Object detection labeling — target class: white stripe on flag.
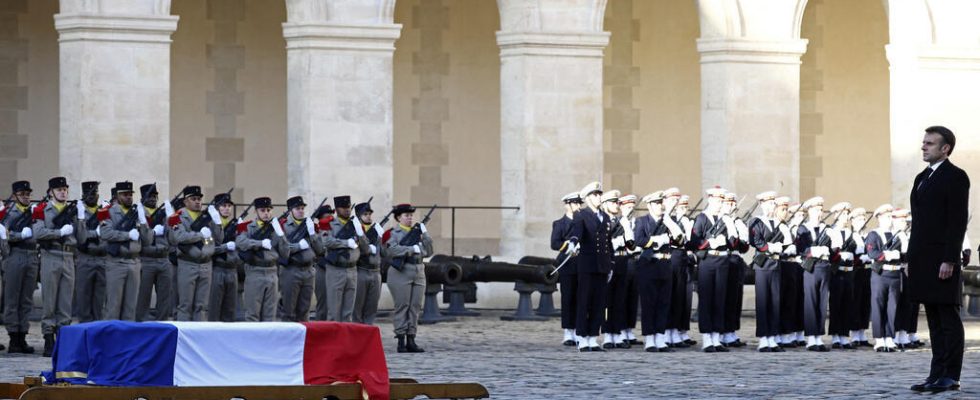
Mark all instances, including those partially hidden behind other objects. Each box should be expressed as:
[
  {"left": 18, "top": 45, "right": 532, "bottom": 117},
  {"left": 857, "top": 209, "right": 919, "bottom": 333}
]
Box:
[{"left": 165, "top": 322, "right": 306, "bottom": 386}]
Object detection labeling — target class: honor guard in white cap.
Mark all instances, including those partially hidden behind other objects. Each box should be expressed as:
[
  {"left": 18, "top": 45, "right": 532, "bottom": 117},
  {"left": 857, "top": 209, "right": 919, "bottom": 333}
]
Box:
[
  {"left": 632, "top": 191, "right": 676, "bottom": 351},
  {"left": 779, "top": 201, "right": 807, "bottom": 347},
  {"left": 827, "top": 202, "right": 857, "bottom": 350},
  {"left": 661, "top": 188, "right": 690, "bottom": 347},
  {"left": 673, "top": 194, "right": 698, "bottom": 346},
  {"left": 890, "top": 208, "right": 918, "bottom": 350},
  {"left": 866, "top": 204, "right": 899, "bottom": 351},
  {"left": 601, "top": 190, "right": 629, "bottom": 349},
  {"left": 849, "top": 207, "right": 874, "bottom": 347},
  {"left": 552, "top": 191, "right": 582, "bottom": 346},
  {"left": 616, "top": 194, "right": 641, "bottom": 346},
  {"left": 798, "top": 196, "right": 834, "bottom": 351},
  {"left": 721, "top": 192, "right": 750, "bottom": 348},
  {"left": 748, "top": 191, "right": 785, "bottom": 352},
  {"left": 569, "top": 182, "right": 614, "bottom": 352},
  {"left": 690, "top": 186, "right": 732, "bottom": 352}
]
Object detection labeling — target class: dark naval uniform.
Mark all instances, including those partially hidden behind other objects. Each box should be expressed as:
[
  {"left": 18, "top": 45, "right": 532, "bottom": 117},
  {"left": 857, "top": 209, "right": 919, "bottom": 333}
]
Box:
[
  {"left": 632, "top": 212, "right": 673, "bottom": 349},
  {"left": 828, "top": 224, "right": 857, "bottom": 348},
  {"left": 749, "top": 216, "right": 783, "bottom": 344},
  {"left": 551, "top": 214, "right": 577, "bottom": 338},
  {"left": 866, "top": 228, "right": 901, "bottom": 346},
  {"left": 569, "top": 206, "right": 613, "bottom": 349},
  {"left": 690, "top": 212, "right": 732, "bottom": 348},
  {"left": 797, "top": 221, "right": 834, "bottom": 348}
]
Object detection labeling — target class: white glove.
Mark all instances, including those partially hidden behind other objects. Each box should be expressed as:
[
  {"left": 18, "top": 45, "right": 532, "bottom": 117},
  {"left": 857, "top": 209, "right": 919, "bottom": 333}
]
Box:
[
  {"left": 840, "top": 252, "right": 854, "bottom": 262},
  {"left": 722, "top": 216, "right": 737, "bottom": 238},
  {"left": 95, "top": 225, "right": 101, "bottom": 237},
  {"left": 261, "top": 239, "right": 272, "bottom": 250},
  {"left": 570, "top": 242, "right": 580, "bottom": 255},
  {"left": 412, "top": 244, "right": 421, "bottom": 254},
  {"left": 128, "top": 228, "right": 139, "bottom": 241},
  {"left": 419, "top": 223, "right": 427, "bottom": 234},
  {"left": 137, "top": 203, "right": 148, "bottom": 225},
  {"left": 369, "top": 244, "right": 377, "bottom": 255},
  {"left": 271, "top": 219, "right": 284, "bottom": 237},
  {"left": 768, "top": 242, "right": 783, "bottom": 254},
  {"left": 860, "top": 255, "right": 872, "bottom": 264},
  {"left": 20, "top": 227, "right": 32, "bottom": 239},
  {"left": 611, "top": 236, "right": 626, "bottom": 249},
  {"left": 708, "top": 235, "right": 726, "bottom": 249},
  {"left": 735, "top": 220, "right": 749, "bottom": 242},
  {"left": 373, "top": 223, "right": 384, "bottom": 238},
  {"left": 305, "top": 218, "right": 315, "bottom": 236},
  {"left": 346, "top": 238, "right": 357, "bottom": 249},
  {"left": 298, "top": 238, "right": 310, "bottom": 250},
  {"left": 0, "top": 224, "right": 7, "bottom": 240},
  {"left": 884, "top": 250, "right": 900, "bottom": 261},
  {"left": 153, "top": 225, "right": 165, "bottom": 236},
  {"left": 225, "top": 241, "right": 236, "bottom": 251},
  {"left": 207, "top": 205, "right": 221, "bottom": 224},
  {"left": 783, "top": 244, "right": 797, "bottom": 256},
  {"left": 164, "top": 201, "right": 175, "bottom": 217},
  {"left": 900, "top": 240, "right": 909, "bottom": 254},
  {"left": 77, "top": 204, "right": 86, "bottom": 220},
  {"left": 810, "top": 246, "right": 829, "bottom": 258},
  {"left": 352, "top": 216, "right": 365, "bottom": 237},
  {"left": 59, "top": 224, "right": 74, "bottom": 237},
  {"left": 830, "top": 230, "right": 843, "bottom": 250},
  {"left": 652, "top": 233, "right": 669, "bottom": 248},
  {"left": 200, "top": 226, "right": 212, "bottom": 239}
]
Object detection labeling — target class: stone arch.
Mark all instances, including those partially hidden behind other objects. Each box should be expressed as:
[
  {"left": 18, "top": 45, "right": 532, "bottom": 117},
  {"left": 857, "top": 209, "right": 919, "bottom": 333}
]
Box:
[
  {"left": 496, "top": 0, "right": 608, "bottom": 33},
  {"left": 284, "top": 0, "right": 396, "bottom": 24}
]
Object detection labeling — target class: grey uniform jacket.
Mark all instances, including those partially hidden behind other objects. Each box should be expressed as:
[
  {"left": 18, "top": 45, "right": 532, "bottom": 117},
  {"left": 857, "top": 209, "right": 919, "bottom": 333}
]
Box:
[
  {"left": 235, "top": 220, "right": 288, "bottom": 267},
  {"left": 281, "top": 217, "right": 324, "bottom": 266},
  {"left": 78, "top": 205, "right": 107, "bottom": 256},
  {"left": 358, "top": 223, "right": 386, "bottom": 270},
  {"left": 32, "top": 201, "right": 81, "bottom": 251},
  {"left": 213, "top": 218, "right": 244, "bottom": 269},
  {"left": 169, "top": 210, "right": 221, "bottom": 263},
  {"left": 383, "top": 225, "right": 433, "bottom": 266},
  {"left": 101, "top": 204, "right": 151, "bottom": 258},
  {"left": 320, "top": 217, "right": 366, "bottom": 267}
]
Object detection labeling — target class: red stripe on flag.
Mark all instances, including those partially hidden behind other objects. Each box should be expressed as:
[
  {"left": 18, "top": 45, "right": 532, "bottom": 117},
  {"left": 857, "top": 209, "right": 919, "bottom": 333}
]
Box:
[{"left": 301, "top": 322, "right": 389, "bottom": 400}]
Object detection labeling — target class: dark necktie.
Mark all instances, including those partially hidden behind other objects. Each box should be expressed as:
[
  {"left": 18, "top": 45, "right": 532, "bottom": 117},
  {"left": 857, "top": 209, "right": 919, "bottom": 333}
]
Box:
[{"left": 917, "top": 166, "right": 933, "bottom": 191}]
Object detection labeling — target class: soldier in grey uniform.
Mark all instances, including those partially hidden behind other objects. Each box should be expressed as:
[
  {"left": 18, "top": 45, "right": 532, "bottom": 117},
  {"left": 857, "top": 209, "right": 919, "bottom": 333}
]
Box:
[
  {"left": 74, "top": 181, "right": 107, "bottom": 323},
  {"left": 320, "top": 196, "right": 364, "bottom": 322},
  {"left": 236, "top": 197, "right": 288, "bottom": 321},
  {"left": 2, "top": 180, "right": 37, "bottom": 353},
  {"left": 312, "top": 204, "right": 334, "bottom": 320},
  {"left": 169, "top": 186, "right": 222, "bottom": 321},
  {"left": 353, "top": 201, "right": 385, "bottom": 324},
  {"left": 384, "top": 203, "right": 433, "bottom": 353},
  {"left": 33, "top": 177, "right": 81, "bottom": 356},
  {"left": 279, "top": 196, "right": 323, "bottom": 322},
  {"left": 100, "top": 181, "right": 150, "bottom": 321},
  {"left": 209, "top": 192, "right": 242, "bottom": 322},
  {"left": 136, "top": 183, "right": 174, "bottom": 321}
]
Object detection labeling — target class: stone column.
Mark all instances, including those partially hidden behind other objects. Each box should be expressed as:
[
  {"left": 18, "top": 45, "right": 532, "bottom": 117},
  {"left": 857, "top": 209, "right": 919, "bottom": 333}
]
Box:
[
  {"left": 56, "top": 0, "right": 178, "bottom": 191},
  {"left": 885, "top": 0, "right": 980, "bottom": 223},
  {"left": 282, "top": 0, "right": 401, "bottom": 207},
  {"left": 496, "top": 0, "right": 610, "bottom": 259},
  {"left": 696, "top": 0, "right": 808, "bottom": 199}
]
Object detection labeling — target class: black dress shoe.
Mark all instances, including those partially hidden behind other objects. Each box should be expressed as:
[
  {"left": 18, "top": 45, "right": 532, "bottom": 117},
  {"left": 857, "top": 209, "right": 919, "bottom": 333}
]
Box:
[
  {"left": 795, "top": 340, "right": 807, "bottom": 347},
  {"left": 913, "top": 339, "right": 926, "bottom": 347},
  {"left": 780, "top": 342, "right": 796, "bottom": 349},
  {"left": 703, "top": 346, "right": 716, "bottom": 353},
  {"left": 885, "top": 347, "right": 896, "bottom": 353},
  {"left": 911, "top": 379, "right": 936, "bottom": 392},
  {"left": 875, "top": 347, "right": 885, "bottom": 353},
  {"left": 896, "top": 343, "right": 906, "bottom": 350},
  {"left": 714, "top": 345, "right": 729, "bottom": 352},
  {"left": 842, "top": 343, "right": 855, "bottom": 350},
  {"left": 673, "top": 342, "right": 690, "bottom": 349},
  {"left": 730, "top": 339, "right": 746, "bottom": 348},
  {"left": 806, "top": 345, "right": 820, "bottom": 352},
  {"left": 616, "top": 342, "right": 631, "bottom": 349},
  {"left": 684, "top": 339, "right": 697, "bottom": 346},
  {"left": 860, "top": 340, "right": 873, "bottom": 347},
  {"left": 591, "top": 346, "right": 605, "bottom": 352},
  {"left": 629, "top": 339, "right": 642, "bottom": 345},
  {"left": 831, "top": 343, "right": 842, "bottom": 349},
  {"left": 602, "top": 342, "right": 615, "bottom": 349},
  {"left": 579, "top": 347, "right": 591, "bottom": 352},
  {"left": 645, "top": 347, "right": 658, "bottom": 353},
  {"left": 563, "top": 340, "right": 576, "bottom": 346},
  {"left": 658, "top": 347, "right": 673, "bottom": 353},
  {"left": 925, "top": 377, "right": 959, "bottom": 393},
  {"left": 771, "top": 346, "right": 786, "bottom": 353},
  {"left": 818, "top": 345, "right": 829, "bottom": 352},
  {"left": 758, "top": 347, "right": 772, "bottom": 353}
]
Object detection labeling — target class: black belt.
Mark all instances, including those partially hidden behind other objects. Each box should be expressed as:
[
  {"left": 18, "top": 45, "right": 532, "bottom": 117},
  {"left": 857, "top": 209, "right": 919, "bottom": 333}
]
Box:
[
  {"left": 246, "top": 260, "right": 277, "bottom": 268},
  {"left": 10, "top": 241, "right": 37, "bottom": 251},
  {"left": 39, "top": 242, "right": 75, "bottom": 252},
  {"left": 177, "top": 255, "right": 210, "bottom": 264}
]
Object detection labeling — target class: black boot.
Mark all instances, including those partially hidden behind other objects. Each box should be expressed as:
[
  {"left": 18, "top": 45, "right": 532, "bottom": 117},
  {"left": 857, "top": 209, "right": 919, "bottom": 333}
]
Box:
[
  {"left": 43, "top": 334, "right": 55, "bottom": 357},
  {"left": 9, "top": 332, "right": 34, "bottom": 354},
  {"left": 396, "top": 335, "right": 407, "bottom": 353},
  {"left": 405, "top": 335, "right": 425, "bottom": 353}
]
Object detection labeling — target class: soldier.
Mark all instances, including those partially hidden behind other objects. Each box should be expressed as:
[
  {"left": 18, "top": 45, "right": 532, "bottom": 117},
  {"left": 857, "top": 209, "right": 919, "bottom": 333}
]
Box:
[
  {"left": 208, "top": 192, "right": 242, "bottom": 322},
  {"left": 866, "top": 204, "right": 899, "bottom": 352},
  {"left": 673, "top": 195, "right": 698, "bottom": 347},
  {"left": 169, "top": 186, "right": 222, "bottom": 321},
  {"left": 384, "top": 203, "right": 433, "bottom": 353},
  {"left": 279, "top": 196, "right": 323, "bottom": 322},
  {"left": 779, "top": 202, "right": 807, "bottom": 347},
  {"left": 661, "top": 189, "right": 686, "bottom": 348},
  {"left": 602, "top": 190, "right": 629, "bottom": 349},
  {"left": 74, "top": 181, "right": 107, "bottom": 323},
  {"left": 320, "top": 196, "right": 364, "bottom": 322},
  {"left": 236, "top": 197, "right": 288, "bottom": 321},
  {"left": 353, "top": 200, "right": 384, "bottom": 324},
  {"left": 33, "top": 177, "right": 81, "bottom": 356},
  {"left": 2, "top": 180, "right": 36, "bottom": 353},
  {"left": 136, "top": 183, "right": 174, "bottom": 322},
  {"left": 633, "top": 191, "right": 676, "bottom": 352},
  {"left": 828, "top": 202, "right": 857, "bottom": 350},
  {"left": 569, "top": 182, "right": 613, "bottom": 352},
  {"left": 849, "top": 207, "right": 874, "bottom": 347},
  {"left": 797, "top": 196, "right": 839, "bottom": 351},
  {"left": 100, "top": 181, "right": 150, "bottom": 321},
  {"left": 313, "top": 204, "right": 335, "bottom": 320},
  {"left": 748, "top": 191, "right": 785, "bottom": 352},
  {"left": 690, "top": 187, "right": 731, "bottom": 352},
  {"left": 617, "top": 194, "right": 641, "bottom": 346},
  {"left": 721, "top": 192, "right": 750, "bottom": 348},
  {"left": 551, "top": 192, "right": 581, "bottom": 346},
  {"left": 891, "top": 208, "right": 916, "bottom": 350}
]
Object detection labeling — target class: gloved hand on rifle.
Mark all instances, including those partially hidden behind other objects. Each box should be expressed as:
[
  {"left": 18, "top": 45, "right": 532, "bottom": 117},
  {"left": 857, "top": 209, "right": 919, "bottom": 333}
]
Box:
[
  {"left": 128, "top": 229, "right": 140, "bottom": 241},
  {"left": 860, "top": 254, "right": 872, "bottom": 264},
  {"left": 20, "top": 227, "right": 32, "bottom": 239},
  {"left": 305, "top": 218, "right": 315, "bottom": 236},
  {"left": 369, "top": 244, "right": 377, "bottom": 255},
  {"left": 412, "top": 245, "right": 421, "bottom": 254},
  {"left": 59, "top": 224, "right": 74, "bottom": 237},
  {"left": 708, "top": 235, "right": 726, "bottom": 249},
  {"left": 76, "top": 204, "right": 86, "bottom": 220},
  {"left": 137, "top": 203, "right": 148, "bottom": 225},
  {"left": 346, "top": 238, "right": 358, "bottom": 249},
  {"left": 767, "top": 242, "right": 783, "bottom": 255},
  {"left": 207, "top": 205, "right": 221, "bottom": 225},
  {"left": 299, "top": 239, "right": 310, "bottom": 250},
  {"left": 782, "top": 244, "right": 797, "bottom": 256},
  {"left": 261, "top": 239, "right": 272, "bottom": 250},
  {"left": 419, "top": 223, "right": 427, "bottom": 234},
  {"left": 225, "top": 241, "right": 236, "bottom": 251},
  {"left": 0, "top": 224, "right": 7, "bottom": 240},
  {"left": 884, "top": 250, "right": 901, "bottom": 262},
  {"left": 153, "top": 225, "right": 165, "bottom": 236},
  {"left": 200, "top": 227, "right": 212, "bottom": 239}
]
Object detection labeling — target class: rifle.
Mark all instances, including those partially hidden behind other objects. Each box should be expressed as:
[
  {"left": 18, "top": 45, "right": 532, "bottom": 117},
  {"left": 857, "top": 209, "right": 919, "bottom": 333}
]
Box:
[
  {"left": 50, "top": 200, "right": 79, "bottom": 229},
  {"left": 188, "top": 187, "right": 233, "bottom": 232},
  {"left": 105, "top": 205, "right": 139, "bottom": 257},
  {"left": 280, "top": 197, "right": 329, "bottom": 263},
  {"left": 321, "top": 198, "right": 370, "bottom": 265},
  {"left": 367, "top": 209, "right": 394, "bottom": 243},
  {"left": 740, "top": 199, "right": 761, "bottom": 220},
  {"left": 389, "top": 205, "right": 437, "bottom": 271},
  {"left": 685, "top": 197, "right": 703, "bottom": 218}
]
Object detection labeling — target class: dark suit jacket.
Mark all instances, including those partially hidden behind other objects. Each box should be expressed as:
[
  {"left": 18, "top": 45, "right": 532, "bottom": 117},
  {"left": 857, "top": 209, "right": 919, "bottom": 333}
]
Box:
[
  {"left": 569, "top": 207, "right": 613, "bottom": 275},
  {"left": 908, "top": 159, "right": 970, "bottom": 305},
  {"left": 551, "top": 216, "right": 577, "bottom": 275}
]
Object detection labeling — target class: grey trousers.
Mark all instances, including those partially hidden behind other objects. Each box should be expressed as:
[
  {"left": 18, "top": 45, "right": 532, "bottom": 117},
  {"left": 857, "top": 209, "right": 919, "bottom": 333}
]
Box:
[
  {"left": 40, "top": 249, "right": 74, "bottom": 334},
  {"left": 175, "top": 259, "right": 211, "bottom": 321},
  {"left": 74, "top": 253, "right": 106, "bottom": 322},
  {"left": 314, "top": 266, "right": 327, "bottom": 320},
  {"left": 280, "top": 264, "right": 314, "bottom": 322},
  {"left": 104, "top": 257, "right": 141, "bottom": 321},
  {"left": 3, "top": 249, "right": 38, "bottom": 333},
  {"left": 136, "top": 257, "right": 173, "bottom": 322},
  {"left": 243, "top": 265, "right": 278, "bottom": 322},
  {"left": 388, "top": 263, "right": 425, "bottom": 336},
  {"left": 208, "top": 266, "right": 238, "bottom": 322},
  {"left": 353, "top": 268, "right": 382, "bottom": 325},
  {"left": 325, "top": 264, "right": 357, "bottom": 322}
]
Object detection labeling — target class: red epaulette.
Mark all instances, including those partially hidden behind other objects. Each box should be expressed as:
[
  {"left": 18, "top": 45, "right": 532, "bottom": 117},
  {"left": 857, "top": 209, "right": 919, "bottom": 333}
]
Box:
[
  {"left": 32, "top": 203, "right": 47, "bottom": 221},
  {"left": 96, "top": 207, "right": 111, "bottom": 222},
  {"left": 0, "top": 208, "right": 7, "bottom": 222},
  {"left": 236, "top": 220, "right": 251, "bottom": 234},
  {"left": 382, "top": 228, "right": 393, "bottom": 245},
  {"left": 318, "top": 215, "right": 334, "bottom": 232},
  {"left": 167, "top": 209, "right": 183, "bottom": 227}
]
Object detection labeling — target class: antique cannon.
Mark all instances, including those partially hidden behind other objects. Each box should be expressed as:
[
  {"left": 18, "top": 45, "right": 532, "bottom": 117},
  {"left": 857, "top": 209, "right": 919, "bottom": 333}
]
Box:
[
  {"left": 428, "top": 255, "right": 557, "bottom": 321},
  {"left": 518, "top": 256, "right": 562, "bottom": 317},
  {"left": 964, "top": 265, "right": 980, "bottom": 316},
  {"left": 384, "top": 261, "right": 463, "bottom": 324}
]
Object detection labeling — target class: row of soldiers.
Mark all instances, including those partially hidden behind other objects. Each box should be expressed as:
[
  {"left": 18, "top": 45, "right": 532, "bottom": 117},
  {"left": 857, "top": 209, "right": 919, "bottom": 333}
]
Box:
[
  {"left": 1, "top": 178, "right": 434, "bottom": 356},
  {"left": 553, "top": 182, "right": 969, "bottom": 353}
]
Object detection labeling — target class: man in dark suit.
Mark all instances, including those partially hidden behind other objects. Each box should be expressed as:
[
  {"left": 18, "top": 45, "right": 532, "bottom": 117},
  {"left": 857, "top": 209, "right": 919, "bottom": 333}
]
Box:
[
  {"left": 569, "top": 182, "right": 614, "bottom": 352},
  {"left": 907, "top": 126, "right": 969, "bottom": 393}
]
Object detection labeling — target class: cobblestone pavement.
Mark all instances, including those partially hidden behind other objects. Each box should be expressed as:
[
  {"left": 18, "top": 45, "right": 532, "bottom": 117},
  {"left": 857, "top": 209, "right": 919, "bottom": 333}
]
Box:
[{"left": 2, "top": 312, "right": 979, "bottom": 399}]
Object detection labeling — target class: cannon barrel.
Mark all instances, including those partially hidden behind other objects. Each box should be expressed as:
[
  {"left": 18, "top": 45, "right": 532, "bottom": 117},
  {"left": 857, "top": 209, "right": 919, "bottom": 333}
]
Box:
[
  {"left": 424, "top": 262, "right": 463, "bottom": 285},
  {"left": 429, "top": 254, "right": 558, "bottom": 285},
  {"left": 965, "top": 266, "right": 980, "bottom": 287},
  {"left": 518, "top": 256, "right": 556, "bottom": 266}
]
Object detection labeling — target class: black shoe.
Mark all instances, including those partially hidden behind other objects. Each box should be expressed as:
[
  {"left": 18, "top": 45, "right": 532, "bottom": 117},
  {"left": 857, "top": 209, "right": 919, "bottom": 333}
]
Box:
[
  {"left": 860, "top": 340, "right": 873, "bottom": 348},
  {"left": 602, "top": 342, "right": 615, "bottom": 349},
  {"left": 875, "top": 347, "right": 885, "bottom": 353},
  {"left": 673, "top": 341, "right": 690, "bottom": 349},
  {"left": 842, "top": 343, "right": 855, "bottom": 350},
  {"left": 896, "top": 343, "right": 906, "bottom": 351},
  {"left": 730, "top": 339, "right": 746, "bottom": 348},
  {"left": 781, "top": 342, "right": 796, "bottom": 349},
  {"left": 658, "top": 347, "right": 673, "bottom": 353},
  {"left": 563, "top": 339, "right": 576, "bottom": 346},
  {"left": 771, "top": 346, "right": 786, "bottom": 353},
  {"left": 758, "top": 347, "right": 772, "bottom": 353},
  {"left": 590, "top": 346, "right": 604, "bottom": 352},
  {"left": 702, "top": 346, "right": 716, "bottom": 353},
  {"left": 831, "top": 343, "right": 842, "bottom": 349},
  {"left": 912, "top": 339, "right": 926, "bottom": 347},
  {"left": 579, "top": 346, "right": 591, "bottom": 352},
  {"left": 395, "top": 335, "right": 407, "bottom": 353},
  {"left": 684, "top": 339, "right": 697, "bottom": 346},
  {"left": 714, "top": 345, "right": 729, "bottom": 352},
  {"left": 886, "top": 347, "right": 896, "bottom": 353},
  {"left": 806, "top": 345, "right": 820, "bottom": 352},
  {"left": 42, "top": 334, "right": 54, "bottom": 357},
  {"left": 795, "top": 340, "right": 807, "bottom": 347},
  {"left": 645, "top": 347, "right": 658, "bottom": 352},
  {"left": 818, "top": 345, "right": 829, "bottom": 352},
  {"left": 616, "top": 342, "right": 631, "bottom": 349},
  {"left": 924, "top": 377, "right": 959, "bottom": 393},
  {"left": 911, "top": 379, "right": 937, "bottom": 392},
  {"left": 405, "top": 334, "right": 425, "bottom": 353},
  {"left": 8, "top": 333, "right": 34, "bottom": 354},
  {"left": 629, "top": 339, "right": 642, "bottom": 345}
]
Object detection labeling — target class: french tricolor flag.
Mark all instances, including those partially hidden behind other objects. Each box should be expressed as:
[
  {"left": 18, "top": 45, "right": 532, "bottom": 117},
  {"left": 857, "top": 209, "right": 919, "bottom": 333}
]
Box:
[{"left": 44, "top": 321, "right": 390, "bottom": 399}]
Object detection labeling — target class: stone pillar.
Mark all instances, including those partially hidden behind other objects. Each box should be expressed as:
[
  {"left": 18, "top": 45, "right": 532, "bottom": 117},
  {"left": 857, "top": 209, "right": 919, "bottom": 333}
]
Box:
[
  {"left": 696, "top": 0, "right": 808, "bottom": 199},
  {"left": 496, "top": 0, "right": 610, "bottom": 259},
  {"left": 282, "top": 0, "right": 401, "bottom": 207},
  {"left": 885, "top": 0, "right": 980, "bottom": 229},
  {"left": 56, "top": 0, "right": 178, "bottom": 191}
]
